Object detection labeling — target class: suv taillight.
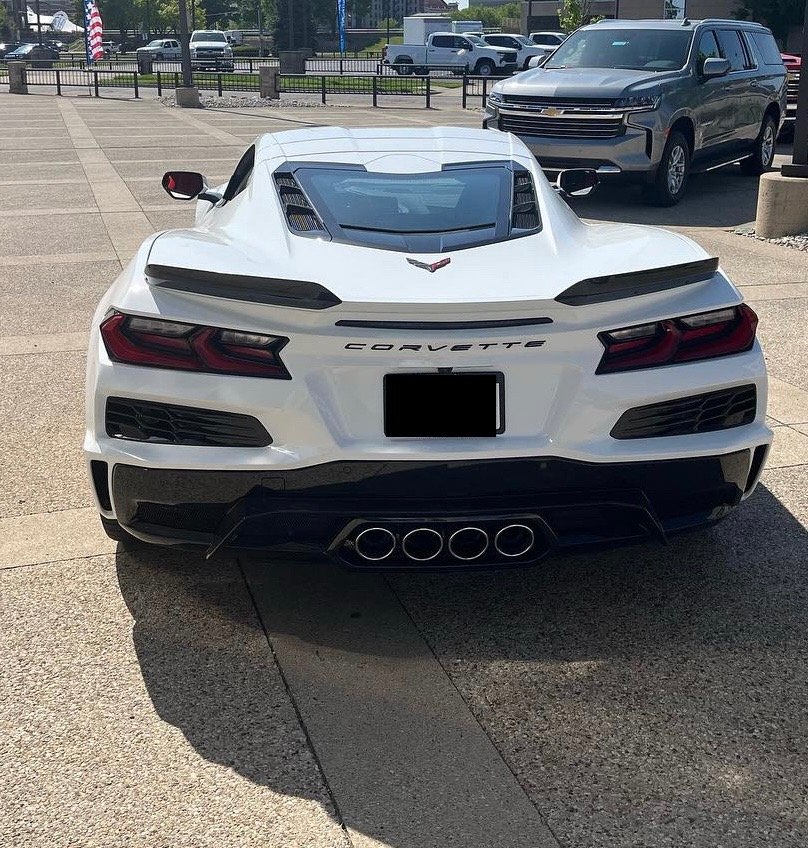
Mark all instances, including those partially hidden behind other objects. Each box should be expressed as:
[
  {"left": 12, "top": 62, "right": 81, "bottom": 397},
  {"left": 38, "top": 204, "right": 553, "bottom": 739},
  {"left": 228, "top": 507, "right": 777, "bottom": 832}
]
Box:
[
  {"left": 100, "top": 312, "right": 291, "bottom": 379},
  {"left": 597, "top": 304, "right": 757, "bottom": 374}
]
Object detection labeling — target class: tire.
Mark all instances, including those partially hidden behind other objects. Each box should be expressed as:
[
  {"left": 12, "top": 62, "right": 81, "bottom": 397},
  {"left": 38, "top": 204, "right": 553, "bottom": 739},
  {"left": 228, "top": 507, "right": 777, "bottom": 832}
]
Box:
[
  {"left": 645, "top": 130, "right": 690, "bottom": 206},
  {"left": 395, "top": 58, "right": 413, "bottom": 76},
  {"left": 740, "top": 114, "right": 777, "bottom": 176},
  {"left": 475, "top": 59, "right": 495, "bottom": 77},
  {"left": 413, "top": 66, "right": 428, "bottom": 76}
]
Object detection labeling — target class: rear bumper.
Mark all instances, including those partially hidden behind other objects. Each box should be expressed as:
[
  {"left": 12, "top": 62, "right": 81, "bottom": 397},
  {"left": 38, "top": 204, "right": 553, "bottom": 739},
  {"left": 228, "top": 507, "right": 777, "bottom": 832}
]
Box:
[{"left": 106, "top": 450, "right": 765, "bottom": 568}]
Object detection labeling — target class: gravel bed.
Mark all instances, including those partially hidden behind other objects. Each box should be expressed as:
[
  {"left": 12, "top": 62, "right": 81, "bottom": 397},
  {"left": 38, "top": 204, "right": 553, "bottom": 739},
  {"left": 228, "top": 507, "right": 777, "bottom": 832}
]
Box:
[
  {"left": 736, "top": 225, "right": 808, "bottom": 251},
  {"left": 157, "top": 94, "right": 345, "bottom": 108}
]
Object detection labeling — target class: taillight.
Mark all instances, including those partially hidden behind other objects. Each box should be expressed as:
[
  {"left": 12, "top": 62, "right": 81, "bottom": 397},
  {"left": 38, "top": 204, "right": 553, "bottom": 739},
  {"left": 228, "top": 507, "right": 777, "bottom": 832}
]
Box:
[
  {"left": 100, "top": 312, "right": 291, "bottom": 379},
  {"left": 597, "top": 304, "right": 757, "bottom": 374}
]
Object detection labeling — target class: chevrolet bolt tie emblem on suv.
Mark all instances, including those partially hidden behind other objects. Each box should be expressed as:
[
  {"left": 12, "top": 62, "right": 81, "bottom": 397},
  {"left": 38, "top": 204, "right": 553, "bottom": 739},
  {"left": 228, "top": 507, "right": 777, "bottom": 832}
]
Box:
[{"left": 407, "top": 257, "right": 451, "bottom": 273}]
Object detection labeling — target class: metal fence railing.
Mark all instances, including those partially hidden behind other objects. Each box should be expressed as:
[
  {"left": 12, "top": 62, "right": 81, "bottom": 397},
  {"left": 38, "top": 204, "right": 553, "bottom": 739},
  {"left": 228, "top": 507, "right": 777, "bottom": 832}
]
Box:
[
  {"left": 461, "top": 75, "right": 493, "bottom": 108},
  {"left": 279, "top": 73, "right": 432, "bottom": 107},
  {"left": 3, "top": 64, "right": 493, "bottom": 109}
]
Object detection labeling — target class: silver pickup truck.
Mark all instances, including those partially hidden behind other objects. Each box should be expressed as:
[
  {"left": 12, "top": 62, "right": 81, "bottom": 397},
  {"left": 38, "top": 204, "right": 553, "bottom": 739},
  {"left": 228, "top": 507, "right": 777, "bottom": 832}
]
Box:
[{"left": 484, "top": 19, "right": 787, "bottom": 204}]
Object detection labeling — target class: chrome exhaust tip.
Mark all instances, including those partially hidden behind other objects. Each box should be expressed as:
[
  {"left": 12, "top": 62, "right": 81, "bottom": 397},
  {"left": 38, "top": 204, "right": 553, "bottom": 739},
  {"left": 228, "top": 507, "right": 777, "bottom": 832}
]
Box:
[
  {"left": 448, "top": 526, "right": 489, "bottom": 561},
  {"left": 494, "top": 524, "right": 535, "bottom": 558},
  {"left": 402, "top": 527, "right": 443, "bottom": 562},
  {"left": 354, "top": 527, "right": 396, "bottom": 561}
]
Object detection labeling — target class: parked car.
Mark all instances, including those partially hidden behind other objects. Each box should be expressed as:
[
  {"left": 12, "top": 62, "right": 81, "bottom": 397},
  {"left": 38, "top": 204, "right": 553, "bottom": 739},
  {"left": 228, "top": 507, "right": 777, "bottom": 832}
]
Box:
[
  {"left": 190, "top": 30, "right": 234, "bottom": 71},
  {"left": 385, "top": 32, "right": 517, "bottom": 77},
  {"left": 136, "top": 39, "right": 181, "bottom": 61},
  {"left": 484, "top": 19, "right": 787, "bottom": 205},
  {"left": 4, "top": 43, "right": 60, "bottom": 68},
  {"left": 482, "top": 33, "right": 548, "bottom": 70},
  {"left": 86, "top": 127, "right": 769, "bottom": 567},
  {"left": 529, "top": 31, "right": 566, "bottom": 51},
  {"left": 781, "top": 52, "right": 801, "bottom": 138},
  {"left": 0, "top": 42, "right": 24, "bottom": 59}
]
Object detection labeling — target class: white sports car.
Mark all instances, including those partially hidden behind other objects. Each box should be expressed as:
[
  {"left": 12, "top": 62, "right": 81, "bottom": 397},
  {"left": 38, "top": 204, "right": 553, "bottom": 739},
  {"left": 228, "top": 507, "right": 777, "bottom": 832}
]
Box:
[{"left": 85, "top": 127, "right": 771, "bottom": 568}]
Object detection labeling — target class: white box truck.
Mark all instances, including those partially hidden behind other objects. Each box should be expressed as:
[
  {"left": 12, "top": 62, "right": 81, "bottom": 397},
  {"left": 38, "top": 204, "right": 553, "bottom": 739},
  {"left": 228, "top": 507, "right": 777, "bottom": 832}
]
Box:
[
  {"left": 451, "top": 21, "right": 483, "bottom": 34},
  {"left": 402, "top": 15, "right": 452, "bottom": 45}
]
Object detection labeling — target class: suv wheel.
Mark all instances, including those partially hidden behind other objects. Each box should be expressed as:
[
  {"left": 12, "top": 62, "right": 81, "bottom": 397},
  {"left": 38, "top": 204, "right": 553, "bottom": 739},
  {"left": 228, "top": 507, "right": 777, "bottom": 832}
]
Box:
[
  {"left": 645, "top": 130, "right": 690, "bottom": 206},
  {"left": 740, "top": 115, "right": 777, "bottom": 176},
  {"left": 475, "top": 59, "right": 495, "bottom": 77}
]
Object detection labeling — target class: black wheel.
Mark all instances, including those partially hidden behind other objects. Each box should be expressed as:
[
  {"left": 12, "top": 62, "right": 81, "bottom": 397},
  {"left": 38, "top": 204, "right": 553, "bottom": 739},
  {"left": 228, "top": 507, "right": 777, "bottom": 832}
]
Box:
[
  {"left": 740, "top": 114, "right": 777, "bottom": 176},
  {"left": 100, "top": 515, "right": 143, "bottom": 548},
  {"left": 395, "top": 59, "right": 413, "bottom": 76},
  {"left": 475, "top": 59, "right": 495, "bottom": 77},
  {"left": 645, "top": 129, "right": 690, "bottom": 206},
  {"left": 413, "top": 66, "right": 428, "bottom": 76}
]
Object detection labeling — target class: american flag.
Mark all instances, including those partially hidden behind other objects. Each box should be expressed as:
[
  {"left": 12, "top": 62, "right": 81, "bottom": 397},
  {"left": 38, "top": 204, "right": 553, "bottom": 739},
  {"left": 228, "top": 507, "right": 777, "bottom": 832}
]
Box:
[{"left": 84, "top": 0, "right": 104, "bottom": 63}]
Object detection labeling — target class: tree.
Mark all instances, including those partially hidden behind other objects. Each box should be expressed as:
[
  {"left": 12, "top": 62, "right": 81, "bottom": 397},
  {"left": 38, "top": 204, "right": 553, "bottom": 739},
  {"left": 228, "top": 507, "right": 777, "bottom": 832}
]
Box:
[
  {"left": 273, "top": 0, "right": 316, "bottom": 50},
  {"left": 735, "top": 0, "right": 804, "bottom": 44},
  {"left": 557, "top": 0, "right": 602, "bottom": 33}
]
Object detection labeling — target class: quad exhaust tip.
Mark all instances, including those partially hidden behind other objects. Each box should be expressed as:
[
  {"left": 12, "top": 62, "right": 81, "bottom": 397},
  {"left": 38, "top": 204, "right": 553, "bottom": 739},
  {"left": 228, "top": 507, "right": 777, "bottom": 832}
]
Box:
[
  {"left": 354, "top": 526, "right": 396, "bottom": 561},
  {"left": 448, "top": 526, "right": 489, "bottom": 561},
  {"left": 494, "top": 524, "right": 535, "bottom": 558},
  {"left": 402, "top": 527, "right": 443, "bottom": 561}
]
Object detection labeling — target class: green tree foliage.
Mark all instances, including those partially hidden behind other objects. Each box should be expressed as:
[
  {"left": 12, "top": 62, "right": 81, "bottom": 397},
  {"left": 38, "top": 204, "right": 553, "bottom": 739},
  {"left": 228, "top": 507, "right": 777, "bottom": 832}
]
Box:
[
  {"left": 735, "top": 0, "right": 803, "bottom": 44},
  {"left": 274, "top": 0, "right": 316, "bottom": 49},
  {"left": 557, "top": 0, "right": 601, "bottom": 33},
  {"left": 0, "top": 2, "right": 9, "bottom": 38}
]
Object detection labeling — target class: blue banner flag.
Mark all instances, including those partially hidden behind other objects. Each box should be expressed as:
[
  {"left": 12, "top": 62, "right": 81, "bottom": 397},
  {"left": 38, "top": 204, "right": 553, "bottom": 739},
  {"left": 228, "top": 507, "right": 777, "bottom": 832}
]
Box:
[{"left": 337, "top": 0, "right": 346, "bottom": 55}]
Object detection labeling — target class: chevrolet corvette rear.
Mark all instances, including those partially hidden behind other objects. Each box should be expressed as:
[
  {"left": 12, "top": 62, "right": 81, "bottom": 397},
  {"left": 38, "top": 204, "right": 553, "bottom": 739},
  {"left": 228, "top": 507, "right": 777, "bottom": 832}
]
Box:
[{"left": 85, "top": 127, "right": 771, "bottom": 569}]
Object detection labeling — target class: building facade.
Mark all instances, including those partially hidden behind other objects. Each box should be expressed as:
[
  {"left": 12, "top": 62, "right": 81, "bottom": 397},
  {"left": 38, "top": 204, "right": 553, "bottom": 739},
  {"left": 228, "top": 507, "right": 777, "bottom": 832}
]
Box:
[
  {"left": 522, "top": 0, "right": 739, "bottom": 34},
  {"left": 364, "top": 0, "right": 453, "bottom": 28}
]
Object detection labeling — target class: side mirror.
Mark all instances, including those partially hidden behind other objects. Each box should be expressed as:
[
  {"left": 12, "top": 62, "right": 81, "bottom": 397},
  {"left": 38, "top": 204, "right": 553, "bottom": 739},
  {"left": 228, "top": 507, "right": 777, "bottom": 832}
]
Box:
[
  {"left": 529, "top": 53, "right": 549, "bottom": 69},
  {"left": 162, "top": 171, "right": 205, "bottom": 200},
  {"left": 701, "top": 57, "right": 730, "bottom": 79},
  {"left": 556, "top": 169, "right": 599, "bottom": 197}
]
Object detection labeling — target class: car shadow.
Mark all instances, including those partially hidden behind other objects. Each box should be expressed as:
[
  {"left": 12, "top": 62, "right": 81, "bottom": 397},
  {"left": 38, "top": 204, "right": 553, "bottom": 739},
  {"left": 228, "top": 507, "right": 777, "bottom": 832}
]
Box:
[
  {"left": 566, "top": 141, "right": 793, "bottom": 230},
  {"left": 116, "top": 479, "right": 808, "bottom": 846}
]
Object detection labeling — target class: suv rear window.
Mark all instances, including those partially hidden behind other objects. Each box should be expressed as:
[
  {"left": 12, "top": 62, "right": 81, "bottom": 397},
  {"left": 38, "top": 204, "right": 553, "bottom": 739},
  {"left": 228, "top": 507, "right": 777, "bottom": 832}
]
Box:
[
  {"left": 288, "top": 164, "right": 539, "bottom": 252},
  {"left": 546, "top": 28, "right": 693, "bottom": 72},
  {"left": 716, "top": 30, "right": 750, "bottom": 71},
  {"left": 750, "top": 31, "right": 783, "bottom": 65}
]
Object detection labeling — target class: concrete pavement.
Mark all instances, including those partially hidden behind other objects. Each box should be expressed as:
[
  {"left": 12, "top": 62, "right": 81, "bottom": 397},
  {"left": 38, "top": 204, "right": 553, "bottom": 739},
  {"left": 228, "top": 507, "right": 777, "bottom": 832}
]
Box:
[{"left": 1, "top": 91, "right": 807, "bottom": 848}]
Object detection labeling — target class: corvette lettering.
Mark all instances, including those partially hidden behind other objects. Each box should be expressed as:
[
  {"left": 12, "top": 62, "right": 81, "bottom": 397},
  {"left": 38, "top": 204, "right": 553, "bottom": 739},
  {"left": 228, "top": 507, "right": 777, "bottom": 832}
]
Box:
[{"left": 344, "top": 340, "right": 546, "bottom": 351}]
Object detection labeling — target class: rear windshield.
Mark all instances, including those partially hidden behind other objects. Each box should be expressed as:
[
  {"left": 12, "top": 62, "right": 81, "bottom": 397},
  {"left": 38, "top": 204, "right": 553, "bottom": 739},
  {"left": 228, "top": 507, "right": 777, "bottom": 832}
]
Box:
[
  {"left": 291, "top": 164, "right": 537, "bottom": 252},
  {"left": 546, "top": 28, "right": 693, "bottom": 72}
]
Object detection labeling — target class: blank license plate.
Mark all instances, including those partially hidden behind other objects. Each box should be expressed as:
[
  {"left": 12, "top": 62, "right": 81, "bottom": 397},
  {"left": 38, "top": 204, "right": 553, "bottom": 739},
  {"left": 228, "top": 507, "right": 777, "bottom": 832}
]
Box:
[{"left": 384, "top": 372, "right": 503, "bottom": 437}]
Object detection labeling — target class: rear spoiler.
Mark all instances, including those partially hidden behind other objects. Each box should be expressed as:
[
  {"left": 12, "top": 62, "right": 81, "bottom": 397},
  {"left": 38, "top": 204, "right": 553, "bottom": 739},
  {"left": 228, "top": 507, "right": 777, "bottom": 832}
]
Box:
[
  {"left": 145, "top": 264, "right": 341, "bottom": 310},
  {"left": 555, "top": 258, "right": 720, "bottom": 306}
]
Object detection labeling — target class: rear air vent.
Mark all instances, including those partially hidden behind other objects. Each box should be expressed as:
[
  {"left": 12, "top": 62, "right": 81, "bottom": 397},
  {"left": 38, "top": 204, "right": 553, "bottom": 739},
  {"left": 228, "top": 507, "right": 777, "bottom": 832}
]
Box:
[
  {"left": 106, "top": 397, "right": 272, "bottom": 447},
  {"left": 273, "top": 172, "right": 326, "bottom": 234},
  {"left": 511, "top": 170, "right": 540, "bottom": 231},
  {"left": 611, "top": 385, "right": 756, "bottom": 440}
]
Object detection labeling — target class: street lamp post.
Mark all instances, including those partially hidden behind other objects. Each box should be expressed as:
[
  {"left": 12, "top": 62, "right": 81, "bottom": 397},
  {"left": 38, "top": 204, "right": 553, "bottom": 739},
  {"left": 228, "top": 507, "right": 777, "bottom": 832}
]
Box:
[
  {"left": 34, "top": 0, "right": 43, "bottom": 45},
  {"left": 386, "top": 0, "right": 391, "bottom": 44},
  {"left": 782, "top": 0, "right": 808, "bottom": 178},
  {"left": 257, "top": 0, "right": 264, "bottom": 57}
]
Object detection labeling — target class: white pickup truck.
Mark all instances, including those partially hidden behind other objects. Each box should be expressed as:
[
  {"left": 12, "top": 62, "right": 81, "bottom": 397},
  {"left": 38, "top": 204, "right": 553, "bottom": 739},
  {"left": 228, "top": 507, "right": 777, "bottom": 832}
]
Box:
[{"left": 385, "top": 32, "right": 517, "bottom": 77}]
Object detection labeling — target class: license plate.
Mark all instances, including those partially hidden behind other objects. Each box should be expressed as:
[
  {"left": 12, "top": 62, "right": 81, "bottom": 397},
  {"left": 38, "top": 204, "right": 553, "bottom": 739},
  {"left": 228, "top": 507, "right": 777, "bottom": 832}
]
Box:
[{"left": 384, "top": 372, "right": 503, "bottom": 437}]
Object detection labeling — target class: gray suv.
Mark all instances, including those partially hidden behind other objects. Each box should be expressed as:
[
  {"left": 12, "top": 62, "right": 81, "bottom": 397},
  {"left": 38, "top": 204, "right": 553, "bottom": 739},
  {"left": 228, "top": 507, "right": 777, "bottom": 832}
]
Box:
[{"left": 483, "top": 19, "right": 787, "bottom": 204}]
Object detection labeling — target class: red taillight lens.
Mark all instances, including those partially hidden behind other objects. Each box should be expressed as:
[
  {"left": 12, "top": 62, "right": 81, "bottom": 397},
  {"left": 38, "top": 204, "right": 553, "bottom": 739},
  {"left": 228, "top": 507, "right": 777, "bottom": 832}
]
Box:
[
  {"left": 100, "top": 312, "right": 291, "bottom": 379},
  {"left": 597, "top": 304, "right": 758, "bottom": 374}
]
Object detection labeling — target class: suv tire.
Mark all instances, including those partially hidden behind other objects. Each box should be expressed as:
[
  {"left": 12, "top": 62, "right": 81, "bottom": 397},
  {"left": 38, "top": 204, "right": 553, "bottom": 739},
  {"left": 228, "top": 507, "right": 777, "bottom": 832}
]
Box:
[
  {"left": 475, "top": 59, "right": 495, "bottom": 77},
  {"left": 740, "top": 114, "right": 777, "bottom": 176},
  {"left": 645, "top": 130, "right": 690, "bottom": 206}
]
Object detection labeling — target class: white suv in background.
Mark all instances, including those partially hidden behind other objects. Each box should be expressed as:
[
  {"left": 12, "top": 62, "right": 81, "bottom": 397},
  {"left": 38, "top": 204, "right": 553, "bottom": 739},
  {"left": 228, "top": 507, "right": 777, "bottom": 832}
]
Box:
[{"left": 482, "top": 34, "right": 547, "bottom": 70}]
